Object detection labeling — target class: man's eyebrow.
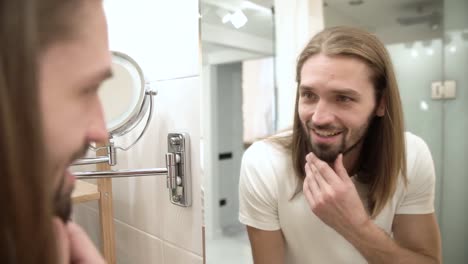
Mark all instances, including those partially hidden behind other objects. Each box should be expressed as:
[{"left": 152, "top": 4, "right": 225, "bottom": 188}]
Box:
[
  {"left": 299, "top": 85, "right": 315, "bottom": 91},
  {"left": 299, "top": 85, "right": 362, "bottom": 98},
  {"left": 330, "top": 88, "right": 361, "bottom": 98},
  {"left": 84, "top": 68, "right": 113, "bottom": 87}
]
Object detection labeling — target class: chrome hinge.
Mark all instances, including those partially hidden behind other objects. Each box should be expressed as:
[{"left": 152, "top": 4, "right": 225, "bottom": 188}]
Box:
[{"left": 165, "top": 132, "right": 191, "bottom": 207}]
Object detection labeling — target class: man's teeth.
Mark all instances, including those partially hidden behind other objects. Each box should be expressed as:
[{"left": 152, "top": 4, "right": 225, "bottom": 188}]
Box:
[{"left": 314, "top": 130, "right": 341, "bottom": 137}]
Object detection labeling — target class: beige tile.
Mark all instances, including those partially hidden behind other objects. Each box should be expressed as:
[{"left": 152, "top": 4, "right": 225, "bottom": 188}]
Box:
[
  {"left": 88, "top": 77, "right": 202, "bottom": 252},
  {"left": 163, "top": 243, "right": 203, "bottom": 264},
  {"left": 156, "top": 77, "right": 203, "bottom": 255},
  {"left": 72, "top": 1, "right": 202, "bottom": 260},
  {"left": 114, "top": 220, "right": 164, "bottom": 264},
  {"left": 111, "top": 175, "right": 164, "bottom": 238},
  {"left": 72, "top": 74, "right": 202, "bottom": 259},
  {"left": 72, "top": 204, "right": 102, "bottom": 250}
]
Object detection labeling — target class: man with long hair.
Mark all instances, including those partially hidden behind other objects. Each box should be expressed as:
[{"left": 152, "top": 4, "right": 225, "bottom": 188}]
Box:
[
  {"left": 1, "top": 0, "right": 110, "bottom": 262},
  {"left": 239, "top": 26, "right": 441, "bottom": 263}
]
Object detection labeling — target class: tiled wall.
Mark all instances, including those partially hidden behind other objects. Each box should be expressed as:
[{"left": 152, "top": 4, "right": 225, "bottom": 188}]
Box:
[{"left": 73, "top": 0, "right": 202, "bottom": 263}]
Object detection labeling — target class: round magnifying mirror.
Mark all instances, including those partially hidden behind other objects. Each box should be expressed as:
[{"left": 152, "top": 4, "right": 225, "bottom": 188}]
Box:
[{"left": 98, "top": 51, "right": 149, "bottom": 137}]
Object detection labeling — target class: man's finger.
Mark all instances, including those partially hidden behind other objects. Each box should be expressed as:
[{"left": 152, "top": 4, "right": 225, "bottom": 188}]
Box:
[
  {"left": 67, "top": 222, "right": 105, "bottom": 263},
  {"left": 334, "top": 154, "right": 349, "bottom": 180},
  {"left": 308, "top": 152, "right": 341, "bottom": 184},
  {"left": 53, "top": 218, "right": 70, "bottom": 263},
  {"left": 312, "top": 163, "right": 333, "bottom": 193},
  {"left": 303, "top": 175, "right": 316, "bottom": 208}
]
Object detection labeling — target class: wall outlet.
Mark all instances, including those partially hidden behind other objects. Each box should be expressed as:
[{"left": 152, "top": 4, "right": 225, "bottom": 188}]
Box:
[
  {"left": 443, "top": 80, "right": 456, "bottom": 99},
  {"left": 431, "top": 81, "right": 444, "bottom": 99},
  {"left": 431, "top": 80, "right": 457, "bottom": 100}
]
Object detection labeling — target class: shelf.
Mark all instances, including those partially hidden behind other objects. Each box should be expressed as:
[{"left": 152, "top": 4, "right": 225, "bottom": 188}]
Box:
[{"left": 72, "top": 180, "right": 100, "bottom": 203}]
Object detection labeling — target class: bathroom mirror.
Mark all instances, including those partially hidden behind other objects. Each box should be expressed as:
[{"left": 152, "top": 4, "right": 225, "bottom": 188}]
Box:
[
  {"left": 74, "top": 51, "right": 156, "bottom": 166},
  {"left": 98, "top": 51, "right": 150, "bottom": 137}
]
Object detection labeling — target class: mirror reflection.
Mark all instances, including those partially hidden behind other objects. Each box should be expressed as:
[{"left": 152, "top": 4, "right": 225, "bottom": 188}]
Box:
[
  {"left": 202, "top": 0, "right": 468, "bottom": 263},
  {"left": 98, "top": 52, "right": 146, "bottom": 135},
  {"left": 200, "top": 0, "right": 275, "bottom": 263}
]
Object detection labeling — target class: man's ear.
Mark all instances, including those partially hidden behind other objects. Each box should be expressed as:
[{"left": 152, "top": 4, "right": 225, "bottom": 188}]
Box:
[{"left": 376, "top": 96, "right": 386, "bottom": 117}]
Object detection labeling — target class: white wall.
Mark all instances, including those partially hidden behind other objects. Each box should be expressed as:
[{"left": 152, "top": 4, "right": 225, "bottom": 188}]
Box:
[
  {"left": 274, "top": 0, "right": 324, "bottom": 130},
  {"left": 73, "top": 0, "right": 203, "bottom": 263},
  {"left": 203, "top": 63, "right": 244, "bottom": 239},
  {"left": 242, "top": 57, "right": 275, "bottom": 142},
  {"left": 216, "top": 63, "right": 244, "bottom": 232},
  {"left": 201, "top": 65, "right": 220, "bottom": 240}
]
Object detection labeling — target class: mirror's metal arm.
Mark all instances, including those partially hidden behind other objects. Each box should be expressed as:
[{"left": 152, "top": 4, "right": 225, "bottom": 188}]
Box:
[
  {"left": 72, "top": 133, "right": 191, "bottom": 207},
  {"left": 72, "top": 140, "right": 117, "bottom": 166},
  {"left": 72, "top": 156, "right": 110, "bottom": 166},
  {"left": 74, "top": 168, "right": 168, "bottom": 179}
]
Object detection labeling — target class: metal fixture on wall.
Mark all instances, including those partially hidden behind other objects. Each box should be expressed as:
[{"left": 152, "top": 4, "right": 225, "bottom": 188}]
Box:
[{"left": 72, "top": 51, "right": 191, "bottom": 207}]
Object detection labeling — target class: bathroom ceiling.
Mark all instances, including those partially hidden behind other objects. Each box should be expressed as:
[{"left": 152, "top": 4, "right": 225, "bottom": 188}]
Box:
[
  {"left": 200, "top": 0, "right": 444, "bottom": 63},
  {"left": 200, "top": 0, "right": 274, "bottom": 63},
  {"left": 324, "top": 0, "right": 443, "bottom": 44}
]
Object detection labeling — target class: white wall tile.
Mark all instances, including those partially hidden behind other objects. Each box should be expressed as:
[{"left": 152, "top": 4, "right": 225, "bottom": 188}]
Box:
[
  {"left": 104, "top": 76, "right": 201, "bottom": 251},
  {"left": 72, "top": 203, "right": 102, "bottom": 249},
  {"left": 155, "top": 77, "right": 202, "bottom": 255},
  {"left": 163, "top": 243, "right": 203, "bottom": 264},
  {"left": 111, "top": 176, "right": 164, "bottom": 238},
  {"left": 104, "top": 0, "right": 200, "bottom": 82},
  {"left": 114, "top": 220, "right": 164, "bottom": 264},
  {"left": 73, "top": 1, "right": 202, "bottom": 262}
]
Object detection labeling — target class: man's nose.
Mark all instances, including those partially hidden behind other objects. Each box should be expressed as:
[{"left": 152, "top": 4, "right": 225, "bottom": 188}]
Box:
[
  {"left": 311, "top": 100, "right": 335, "bottom": 126},
  {"left": 87, "top": 102, "right": 109, "bottom": 144}
]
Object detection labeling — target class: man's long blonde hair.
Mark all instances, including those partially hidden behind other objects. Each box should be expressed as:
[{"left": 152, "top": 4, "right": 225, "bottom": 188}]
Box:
[
  {"left": 0, "top": 0, "right": 85, "bottom": 263},
  {"left": 274, "top": 26, "right": 407, "bottom": 218}
]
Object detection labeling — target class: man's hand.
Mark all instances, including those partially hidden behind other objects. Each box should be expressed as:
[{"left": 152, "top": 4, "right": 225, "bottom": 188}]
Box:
[
  {"left": 53, "top": 217, "right": 106, "bottom": 264},
  {"left": 302, "top": 152, "right": 369, "bottom": 236}
]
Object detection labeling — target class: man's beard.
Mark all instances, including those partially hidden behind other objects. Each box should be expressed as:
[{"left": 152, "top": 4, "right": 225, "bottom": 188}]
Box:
[
  {"left": 52, "top": 144, "right": 89, "bottom": 223},
  {"left": 304, "top": 119, "right": 371, "bottom": 163},
  {"left": 53, "top": 176, "right": 73, "bottom": 223}
]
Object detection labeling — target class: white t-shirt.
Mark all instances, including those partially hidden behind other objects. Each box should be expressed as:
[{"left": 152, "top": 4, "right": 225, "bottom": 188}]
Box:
[{"left": 239, "top": 131, "right": 436, "bottom": 263}]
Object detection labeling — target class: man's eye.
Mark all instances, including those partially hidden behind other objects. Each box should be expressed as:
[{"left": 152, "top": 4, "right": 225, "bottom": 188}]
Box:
[
  {"left": 301, "top": 92, "right": 317, "bottom": 100},
  {"left": 337, "top": 95, "right": 353, "bottom": 102}
]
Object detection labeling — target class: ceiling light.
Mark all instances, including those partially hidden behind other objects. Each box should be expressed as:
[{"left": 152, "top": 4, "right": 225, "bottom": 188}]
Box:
[
  {"left": 230, "top": 10, "right": 248, "bottom": 29},
  {"left": 222, "top": 13, "right": 231, "bottom": 24}
]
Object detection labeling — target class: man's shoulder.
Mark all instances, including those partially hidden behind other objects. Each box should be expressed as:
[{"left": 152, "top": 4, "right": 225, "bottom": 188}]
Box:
[
  {"left": 242, "top": 135, "right": 293, "bottom": 176},
  {"left": 404, "top": 131, "right": 426, "bottom": 148},
  {"left": 245, "top": 132, "right": 292, "bottom": 158},
  {"left": 404, "top": 131, "right": 431, "bottom": 160},
  {"left": 404, "top": 131, "right": 434, "bottom": 181},
  {"left": 244, "top": 139, "right": 289, "bottom": 162}
]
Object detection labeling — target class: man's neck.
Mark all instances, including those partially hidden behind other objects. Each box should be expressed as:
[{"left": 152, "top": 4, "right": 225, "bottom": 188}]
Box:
[{"left": 342, "top": 143, "right": 363, "bottom": 176}]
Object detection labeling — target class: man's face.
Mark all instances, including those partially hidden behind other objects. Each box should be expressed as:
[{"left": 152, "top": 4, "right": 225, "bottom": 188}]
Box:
[
  {"left": 39, "top": 1, "right": 112, "bottom": 221},
  {"left": 298, "top": 54, "right": 384, "bottom": 163}
]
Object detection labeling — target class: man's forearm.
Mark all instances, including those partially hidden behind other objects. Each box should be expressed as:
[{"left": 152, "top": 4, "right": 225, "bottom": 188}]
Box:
[{"left": 342, "top": 220, "right": 439, "bottom": 264}]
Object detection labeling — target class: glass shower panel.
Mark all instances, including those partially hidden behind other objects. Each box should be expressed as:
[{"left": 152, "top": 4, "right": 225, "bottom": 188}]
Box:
[
  {"left": 440, "top": 0, "right": 468, "bottom": 262},
  {"left": 323, "top": 0, "right": 468, "bottom": 262},
  {"left": 386, "top": 40, "right": 444, "bottom": 216}
]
